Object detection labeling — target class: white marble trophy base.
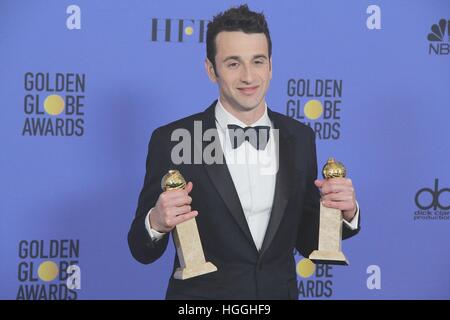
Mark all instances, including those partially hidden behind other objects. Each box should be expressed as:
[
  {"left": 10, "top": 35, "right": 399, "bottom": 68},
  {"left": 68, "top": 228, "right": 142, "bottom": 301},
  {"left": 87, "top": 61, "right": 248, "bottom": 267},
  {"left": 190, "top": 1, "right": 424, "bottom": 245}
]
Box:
[
  {"left": 173, "top": 218, "right": 217, "bottom": 280},
  {"left": 308, "top": 203, "right": 349, "bottom": 265}
]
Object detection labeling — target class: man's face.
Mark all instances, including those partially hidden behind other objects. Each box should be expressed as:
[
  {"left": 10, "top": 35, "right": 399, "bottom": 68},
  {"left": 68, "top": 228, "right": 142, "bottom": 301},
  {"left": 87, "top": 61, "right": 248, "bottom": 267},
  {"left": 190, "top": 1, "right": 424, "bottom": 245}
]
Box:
[{"left": 205, "top": 31, "right": 272, "bottom": 114}]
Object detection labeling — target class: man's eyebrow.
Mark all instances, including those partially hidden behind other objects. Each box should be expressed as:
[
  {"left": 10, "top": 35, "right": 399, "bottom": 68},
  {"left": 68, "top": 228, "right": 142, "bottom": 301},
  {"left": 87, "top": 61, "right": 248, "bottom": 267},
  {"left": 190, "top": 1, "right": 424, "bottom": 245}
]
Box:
[
  {"left": 223, "top": 56, "right": 241, "bottom": 63},
  {"left": 253, "top": 54, "right": 268, "bottom": 60},
  {"left": 222, "top": 54, "right": 268, "bottom": 63}
]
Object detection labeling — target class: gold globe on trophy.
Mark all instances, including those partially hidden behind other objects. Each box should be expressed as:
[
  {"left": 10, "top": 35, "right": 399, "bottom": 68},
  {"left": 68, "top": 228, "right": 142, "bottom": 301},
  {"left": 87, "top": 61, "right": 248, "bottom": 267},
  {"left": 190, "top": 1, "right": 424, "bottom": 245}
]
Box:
[
  {"left": 309, "top": 158, "right": 349, "bottom": 265},
  {"left": 161, "top": 170, "right": 217, "bottom": 280},
  {"left": 322, "top": 158, "right": 346, "bottom": 179},
  {"left": 161, "top": 170, "right": 187, "bottom": 191}
]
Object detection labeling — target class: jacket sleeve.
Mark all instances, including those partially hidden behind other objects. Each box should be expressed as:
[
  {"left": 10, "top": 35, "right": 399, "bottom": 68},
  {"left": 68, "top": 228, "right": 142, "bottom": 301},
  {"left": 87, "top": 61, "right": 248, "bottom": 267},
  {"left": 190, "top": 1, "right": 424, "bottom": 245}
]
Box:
[{"left": 128, "top": 127, "right": 171, "bottom": 264}]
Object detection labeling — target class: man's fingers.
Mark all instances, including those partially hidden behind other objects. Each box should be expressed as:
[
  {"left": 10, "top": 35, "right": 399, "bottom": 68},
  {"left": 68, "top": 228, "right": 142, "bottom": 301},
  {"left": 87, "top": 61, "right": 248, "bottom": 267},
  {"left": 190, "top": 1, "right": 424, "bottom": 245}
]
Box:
[
  {"left": 320, "top": 184, "right": 353, "bottom": 195},
  {"left": 326, "top": 177, "right": 351, "bottom": 184},
  {"left": 161, "top": 188, "right": 188, "bottom": 201},
  {"left": 162, "top": 195, "right": 192, "bottom": 208},
  {"left": 172, "top": 205, "right": 192, "bottom": 216},
  {"left": 160, "top": 181, "right": 193, "bottom": 198},
  {"left": 319, "top": 178, "right": 352, "bottom": 186},
  {"left": 327, "top": 178, "right": 352, "bottom": 186},
  {"left": 173, "top": 211, "right": 198, "bottom": 225},
  {"left": 320, "top": 178, "right": 354, "bottom": 195},
  {"left": 322, "top": 193, "right": 353, "bottom": 202}
]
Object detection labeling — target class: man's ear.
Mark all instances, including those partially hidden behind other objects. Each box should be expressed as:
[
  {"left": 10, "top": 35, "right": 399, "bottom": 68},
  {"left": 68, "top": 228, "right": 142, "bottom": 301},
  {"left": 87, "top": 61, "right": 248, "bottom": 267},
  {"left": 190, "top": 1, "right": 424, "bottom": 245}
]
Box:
[{"left": 205, "top": 58, "right": 217, "bottom": 83}]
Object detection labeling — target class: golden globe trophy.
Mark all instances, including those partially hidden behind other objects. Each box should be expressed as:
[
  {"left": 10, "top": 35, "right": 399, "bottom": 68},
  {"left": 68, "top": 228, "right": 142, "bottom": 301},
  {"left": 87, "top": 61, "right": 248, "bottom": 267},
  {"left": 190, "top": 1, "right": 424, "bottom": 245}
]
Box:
[
  {"left": 161, "top": 170, "right": 217, "bottom": 280},
  {"left": 309, "top": 158, "right": 349, "bottom": 265}
]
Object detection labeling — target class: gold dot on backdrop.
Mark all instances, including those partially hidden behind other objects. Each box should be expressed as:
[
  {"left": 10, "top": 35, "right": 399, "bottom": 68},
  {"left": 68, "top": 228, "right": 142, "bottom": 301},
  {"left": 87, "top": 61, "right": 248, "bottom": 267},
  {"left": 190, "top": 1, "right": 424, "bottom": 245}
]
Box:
[
  {"left": 44, "top": 95, "right": 65, "bottom": 115},
  {"left": 185, "top": 26, "right": 193, "bottom": 36},
  {"left": 38, "top": 261, "right": 59, "bottom": 282},
  {"left": 296, "top": 258, "right": 316, "bottom": 278},
  {"left": 304, "top": 99, "right": 323, "bottom": 120}
]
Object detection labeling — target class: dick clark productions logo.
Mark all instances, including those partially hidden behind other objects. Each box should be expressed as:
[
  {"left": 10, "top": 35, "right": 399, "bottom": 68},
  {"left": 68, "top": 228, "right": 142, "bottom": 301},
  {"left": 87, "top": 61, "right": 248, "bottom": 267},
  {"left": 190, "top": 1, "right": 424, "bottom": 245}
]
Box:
[{"left": 414, "top": 179, "right": 449, "bottom": 221}]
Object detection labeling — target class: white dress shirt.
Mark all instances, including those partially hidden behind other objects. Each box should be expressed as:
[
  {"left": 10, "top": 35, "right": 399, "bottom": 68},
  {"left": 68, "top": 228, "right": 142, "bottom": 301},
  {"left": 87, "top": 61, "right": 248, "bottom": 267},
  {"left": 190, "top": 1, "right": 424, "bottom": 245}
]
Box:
[{"left": 145, "top": 99, "right": 359, "bottom": 249}]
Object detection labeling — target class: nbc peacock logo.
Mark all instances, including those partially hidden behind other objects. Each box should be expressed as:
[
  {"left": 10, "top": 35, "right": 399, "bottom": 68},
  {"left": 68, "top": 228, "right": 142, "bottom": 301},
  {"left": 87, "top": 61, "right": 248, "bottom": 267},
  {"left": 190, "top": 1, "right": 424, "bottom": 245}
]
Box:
[{"left": 427, "top": 18, "right": 450, "bottom": 55}]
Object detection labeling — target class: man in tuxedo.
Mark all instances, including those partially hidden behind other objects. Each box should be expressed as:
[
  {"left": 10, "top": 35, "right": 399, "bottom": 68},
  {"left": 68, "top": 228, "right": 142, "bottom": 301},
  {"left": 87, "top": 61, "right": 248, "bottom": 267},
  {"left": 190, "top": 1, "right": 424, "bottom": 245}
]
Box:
[{"left": 128, "top": 4, "right": 360, "bottom": 299}]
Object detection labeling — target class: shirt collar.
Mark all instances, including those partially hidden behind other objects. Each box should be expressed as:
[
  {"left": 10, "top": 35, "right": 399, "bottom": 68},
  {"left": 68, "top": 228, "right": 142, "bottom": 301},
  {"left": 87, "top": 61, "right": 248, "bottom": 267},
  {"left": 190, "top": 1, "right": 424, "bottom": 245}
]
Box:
[{"left": 214, "top": 98, "right": 271, "bottom": 132}]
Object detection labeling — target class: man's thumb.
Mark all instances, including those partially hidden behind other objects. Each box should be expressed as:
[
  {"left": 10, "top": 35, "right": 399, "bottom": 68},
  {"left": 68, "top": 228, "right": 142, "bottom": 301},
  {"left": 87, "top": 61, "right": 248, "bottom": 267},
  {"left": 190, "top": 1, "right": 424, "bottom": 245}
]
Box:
[
  {"left": 314, "top": 179, "right": 324, "bottom": 188},
  {"left": 185, "top": 181, "right": 193, "bottom": 193}
]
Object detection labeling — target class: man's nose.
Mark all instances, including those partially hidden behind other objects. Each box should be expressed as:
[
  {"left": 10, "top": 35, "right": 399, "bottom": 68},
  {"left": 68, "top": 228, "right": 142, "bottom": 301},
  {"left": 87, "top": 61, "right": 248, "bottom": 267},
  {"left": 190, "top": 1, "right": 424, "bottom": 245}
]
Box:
[{"left": 240, "top": 64, "right": 255, "bottom": 84}]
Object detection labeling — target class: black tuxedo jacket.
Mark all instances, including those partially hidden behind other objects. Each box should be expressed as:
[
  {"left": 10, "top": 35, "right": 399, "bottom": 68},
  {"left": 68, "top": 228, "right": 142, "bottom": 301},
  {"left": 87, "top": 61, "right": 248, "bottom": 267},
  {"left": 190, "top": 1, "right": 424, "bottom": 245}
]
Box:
[{"left": 128, "top": 100, "right": 360, "bottom": 299}]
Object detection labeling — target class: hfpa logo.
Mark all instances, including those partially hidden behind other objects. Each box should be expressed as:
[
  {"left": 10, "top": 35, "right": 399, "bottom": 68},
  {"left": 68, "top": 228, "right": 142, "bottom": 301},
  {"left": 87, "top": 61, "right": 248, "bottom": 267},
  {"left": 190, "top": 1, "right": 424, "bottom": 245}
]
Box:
[{"left": 150, "top": 18, "right": 209, "bottom": 43}]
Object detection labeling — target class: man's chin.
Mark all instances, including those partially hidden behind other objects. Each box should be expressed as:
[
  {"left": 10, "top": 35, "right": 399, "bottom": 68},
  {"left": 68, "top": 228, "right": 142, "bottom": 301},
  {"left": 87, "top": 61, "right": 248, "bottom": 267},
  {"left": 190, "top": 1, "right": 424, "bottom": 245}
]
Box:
[
  {"left": 235, "top": 98, "right": 264, "bottom": 112},
  {"left": 235, "top": 104, "right": 260, "bottom": 113}
]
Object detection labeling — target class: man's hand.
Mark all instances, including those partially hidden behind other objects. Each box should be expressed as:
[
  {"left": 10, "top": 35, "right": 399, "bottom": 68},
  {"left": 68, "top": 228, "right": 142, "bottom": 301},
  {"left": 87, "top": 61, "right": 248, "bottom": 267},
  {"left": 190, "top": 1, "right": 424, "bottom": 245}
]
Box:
[
  {"left": 149, "top": 181, "right": 198, "bottom": 233},
  {"left": 314, "top": 178, "right": 357, "bottom": 222}
]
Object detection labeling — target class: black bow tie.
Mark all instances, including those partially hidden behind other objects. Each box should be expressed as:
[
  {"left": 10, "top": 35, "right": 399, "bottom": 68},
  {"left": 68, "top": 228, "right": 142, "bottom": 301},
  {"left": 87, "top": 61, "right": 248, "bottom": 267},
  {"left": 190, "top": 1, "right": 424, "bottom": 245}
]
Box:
[{"left": 227, "top": 124, "right": 271, "bottom": 150}]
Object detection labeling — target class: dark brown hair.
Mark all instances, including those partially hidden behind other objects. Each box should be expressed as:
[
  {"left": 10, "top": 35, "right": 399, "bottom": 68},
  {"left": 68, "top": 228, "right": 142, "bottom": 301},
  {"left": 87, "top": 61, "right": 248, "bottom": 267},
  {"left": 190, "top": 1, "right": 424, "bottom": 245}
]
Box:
[{"left": 206, "top": 4, "right": 272, "bottom": 75}]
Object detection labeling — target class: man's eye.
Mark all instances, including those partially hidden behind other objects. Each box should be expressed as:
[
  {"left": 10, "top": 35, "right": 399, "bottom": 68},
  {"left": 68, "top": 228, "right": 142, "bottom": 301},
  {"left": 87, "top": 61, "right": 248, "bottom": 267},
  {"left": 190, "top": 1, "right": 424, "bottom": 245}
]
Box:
[
  {"left": 255, "top": 60, "right": 264, "bottom": 64},
  {"left": 228, "top": 63, "right": 238, "bottom": 68}
]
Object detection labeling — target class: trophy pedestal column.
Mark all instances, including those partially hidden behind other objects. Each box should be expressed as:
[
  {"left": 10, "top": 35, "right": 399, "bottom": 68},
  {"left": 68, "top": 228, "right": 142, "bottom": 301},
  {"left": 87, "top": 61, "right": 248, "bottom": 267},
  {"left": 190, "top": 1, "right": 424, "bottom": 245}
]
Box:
[
  {"left": 173, "top": 218, "right": 217, "bottom": 280},
  {"left": 309, "top": 203, "right": 349, "bottom": 265}
]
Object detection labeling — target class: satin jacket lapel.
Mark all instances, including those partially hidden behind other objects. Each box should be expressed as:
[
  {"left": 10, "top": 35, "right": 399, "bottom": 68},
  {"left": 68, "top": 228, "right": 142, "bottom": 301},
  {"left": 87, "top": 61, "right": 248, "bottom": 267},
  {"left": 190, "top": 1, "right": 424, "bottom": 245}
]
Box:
[
  {"left": 197, "top": 101, "right": 258, "bottom": 251},
  {"left": 259, "top": 109, "right": 295, "bottom": 257}
]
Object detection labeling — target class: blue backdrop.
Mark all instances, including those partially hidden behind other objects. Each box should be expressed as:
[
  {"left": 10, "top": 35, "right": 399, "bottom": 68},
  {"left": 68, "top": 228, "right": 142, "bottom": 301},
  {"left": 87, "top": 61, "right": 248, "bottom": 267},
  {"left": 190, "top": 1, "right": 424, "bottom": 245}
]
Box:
[{"left": 1, "top": 0, "right": 449, "bottom": 299}]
